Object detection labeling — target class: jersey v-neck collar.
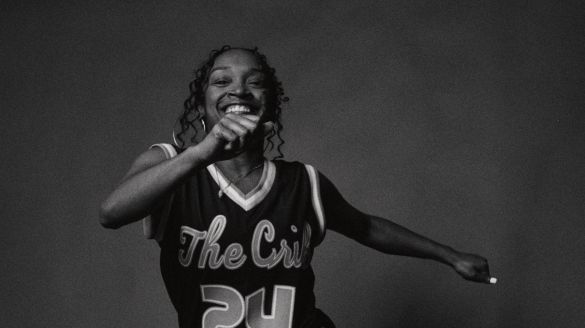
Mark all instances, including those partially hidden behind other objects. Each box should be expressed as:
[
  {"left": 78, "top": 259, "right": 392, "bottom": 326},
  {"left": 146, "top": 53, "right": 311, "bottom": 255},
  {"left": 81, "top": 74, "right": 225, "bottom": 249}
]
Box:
[{"left": 206, "top": 160, "right": 276, "bottom": 212}]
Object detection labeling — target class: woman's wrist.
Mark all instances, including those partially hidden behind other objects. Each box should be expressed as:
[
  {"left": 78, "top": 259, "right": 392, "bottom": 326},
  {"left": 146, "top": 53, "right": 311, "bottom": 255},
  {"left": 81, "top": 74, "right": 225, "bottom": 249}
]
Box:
[
  {"left": 183, "top": 144, "right": 215, "bottom": 170},
  {"left": 435, "top": 245, "right": 461, "bottom": 267}
]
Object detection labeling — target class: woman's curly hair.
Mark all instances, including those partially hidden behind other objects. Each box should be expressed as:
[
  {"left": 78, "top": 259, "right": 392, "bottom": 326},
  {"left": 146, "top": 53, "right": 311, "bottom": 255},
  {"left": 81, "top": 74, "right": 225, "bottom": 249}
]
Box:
[{"left": 174, "top": 45, "right": 289, "bottom": 159}]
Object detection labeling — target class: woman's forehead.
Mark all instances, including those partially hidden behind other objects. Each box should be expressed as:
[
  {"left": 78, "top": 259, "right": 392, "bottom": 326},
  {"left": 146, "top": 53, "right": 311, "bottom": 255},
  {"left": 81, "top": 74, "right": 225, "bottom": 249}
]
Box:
[{"left": 212, "top": 49, "right": 262, "bottom": 70}]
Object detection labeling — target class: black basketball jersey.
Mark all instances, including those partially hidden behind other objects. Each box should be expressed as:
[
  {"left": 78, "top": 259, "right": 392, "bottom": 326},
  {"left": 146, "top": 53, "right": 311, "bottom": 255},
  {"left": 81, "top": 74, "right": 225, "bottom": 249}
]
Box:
[{"left": 144, "top": 143, "right": 327, "bottom": 328}]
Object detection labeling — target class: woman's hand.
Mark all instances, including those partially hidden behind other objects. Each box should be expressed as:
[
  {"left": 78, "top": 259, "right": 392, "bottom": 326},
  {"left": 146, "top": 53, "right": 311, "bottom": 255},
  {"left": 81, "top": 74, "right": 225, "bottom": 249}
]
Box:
[
  {"left": 194, "top": 114, "right": 273, "bottom": 163},
  {"left": 452, "top": 252, "right": 496, "bottom": 284}
]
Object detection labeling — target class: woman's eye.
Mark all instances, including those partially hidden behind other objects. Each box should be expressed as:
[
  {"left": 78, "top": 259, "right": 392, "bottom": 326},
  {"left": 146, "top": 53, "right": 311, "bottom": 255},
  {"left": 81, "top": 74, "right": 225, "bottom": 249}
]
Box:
[
  {"left": 212, "top": 79, "right": 229, "bottom": 86},
  {"left": 248, "top": 80, "right": 264, "bottom": 87}
]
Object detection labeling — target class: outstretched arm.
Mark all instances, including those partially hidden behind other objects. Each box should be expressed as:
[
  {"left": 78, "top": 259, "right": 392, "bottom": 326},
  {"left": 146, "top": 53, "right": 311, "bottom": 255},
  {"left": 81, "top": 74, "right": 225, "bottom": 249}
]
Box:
[{"left": 321, "top": 173, "right": 495, "bottom": 284}]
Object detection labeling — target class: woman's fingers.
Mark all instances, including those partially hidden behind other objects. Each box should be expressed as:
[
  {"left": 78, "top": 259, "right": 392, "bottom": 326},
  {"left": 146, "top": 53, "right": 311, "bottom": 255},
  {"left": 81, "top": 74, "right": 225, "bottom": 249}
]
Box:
[
  {"left": 474, "top": 270, "right": 491, "bottom": 284},
  {"left": 476, "top": 260, "right": 497, "bottom": 285},
  {"left": 222, "top": 115, "right": 252, "bottom": 134},
  {"left": 453, "top": 253, "right": 496, "bottom": 285},
  {"left": 213, "top": 122, "right": 238, "bottom": 145},
  {"left": 237, "top": 114, "right": 260, "bottom": 131},
  {"left": 212, "top": 114, "right": 265, "bottom": 152},
  {"left": 224, "top": 114, "right": 263, "bottom": 135},
  {"left": 205, "top": 114, "right": 275, "bottom": 160}
]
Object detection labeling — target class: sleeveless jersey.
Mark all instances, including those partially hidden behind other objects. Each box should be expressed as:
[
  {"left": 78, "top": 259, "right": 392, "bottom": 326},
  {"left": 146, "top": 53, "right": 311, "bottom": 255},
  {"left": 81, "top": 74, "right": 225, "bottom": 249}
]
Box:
[{"left": 144, "top": 143, "right": 327, "bottom": 328}]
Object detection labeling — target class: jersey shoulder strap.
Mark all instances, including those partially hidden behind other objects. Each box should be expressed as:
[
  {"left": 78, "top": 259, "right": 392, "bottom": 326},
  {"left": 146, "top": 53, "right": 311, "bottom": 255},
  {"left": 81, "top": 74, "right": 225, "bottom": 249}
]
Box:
[{"left": 303, "top": 163, "right": 326, "bottom": 245}]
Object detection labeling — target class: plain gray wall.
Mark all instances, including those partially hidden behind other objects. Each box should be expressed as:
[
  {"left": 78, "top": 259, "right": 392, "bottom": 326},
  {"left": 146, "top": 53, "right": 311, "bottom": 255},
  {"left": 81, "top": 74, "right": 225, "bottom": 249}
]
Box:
[{"left": 2, "top": 1, "right": 584, "bottom": 327}]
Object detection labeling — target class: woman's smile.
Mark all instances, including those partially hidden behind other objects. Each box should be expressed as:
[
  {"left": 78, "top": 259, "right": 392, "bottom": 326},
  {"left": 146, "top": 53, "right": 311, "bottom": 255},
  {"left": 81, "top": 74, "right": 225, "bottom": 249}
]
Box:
[{"left": 224, "top": 104, "right": 252, "bottom": 114}]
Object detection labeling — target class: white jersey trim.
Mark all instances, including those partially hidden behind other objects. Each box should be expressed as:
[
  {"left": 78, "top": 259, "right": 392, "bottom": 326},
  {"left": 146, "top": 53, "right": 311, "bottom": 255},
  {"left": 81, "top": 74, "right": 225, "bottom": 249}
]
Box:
[
  {"left": 143, "top": 143, "right": 177, "bottom": 241},
  {"left": 206, "top": 161, "right": 275, "bottom": 212},
  {"left": 304, "top": 164, "right": 326, "bottom": 244},
  {"left": 151, "top": 143, "right": 177, "bottom": 159}
]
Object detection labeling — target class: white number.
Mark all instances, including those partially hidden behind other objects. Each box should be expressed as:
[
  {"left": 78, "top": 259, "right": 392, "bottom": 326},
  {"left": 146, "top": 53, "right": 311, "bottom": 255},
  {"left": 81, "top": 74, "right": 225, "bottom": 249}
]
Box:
[
  {"left": 246, "top": 286, "right": 295, "bottom": 328},
  {"left": 201, "top": 285, "right": 245, "bottom": 328},
  {"left": 200, "top": 285, "right": 295, "bottom": 328}
]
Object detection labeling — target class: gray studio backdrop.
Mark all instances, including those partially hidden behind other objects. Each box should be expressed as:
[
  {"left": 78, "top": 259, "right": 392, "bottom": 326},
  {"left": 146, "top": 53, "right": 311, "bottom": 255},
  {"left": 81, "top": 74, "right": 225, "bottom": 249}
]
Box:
[{"left": 1, "top": 1, "right": 584, "bottom": 327}]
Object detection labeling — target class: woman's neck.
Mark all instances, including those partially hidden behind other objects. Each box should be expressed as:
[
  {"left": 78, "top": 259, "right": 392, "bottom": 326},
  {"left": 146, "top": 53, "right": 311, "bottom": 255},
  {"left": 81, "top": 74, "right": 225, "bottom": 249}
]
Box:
[{"left": 215, "top": 148, "right": 265, "bottom": 178}]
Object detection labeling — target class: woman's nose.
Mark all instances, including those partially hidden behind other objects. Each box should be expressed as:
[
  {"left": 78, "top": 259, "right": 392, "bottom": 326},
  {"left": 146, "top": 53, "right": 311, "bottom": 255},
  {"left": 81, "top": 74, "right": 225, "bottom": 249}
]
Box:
[{"left": 227, "top": 82, "right": 251, "bottom": 98}]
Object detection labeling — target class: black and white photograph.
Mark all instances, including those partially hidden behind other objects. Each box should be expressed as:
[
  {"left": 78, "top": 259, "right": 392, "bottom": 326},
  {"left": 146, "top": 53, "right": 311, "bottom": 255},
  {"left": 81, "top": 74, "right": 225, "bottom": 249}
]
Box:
[{"left": 1, "top": 1, "right": 584, "bottom": 327}]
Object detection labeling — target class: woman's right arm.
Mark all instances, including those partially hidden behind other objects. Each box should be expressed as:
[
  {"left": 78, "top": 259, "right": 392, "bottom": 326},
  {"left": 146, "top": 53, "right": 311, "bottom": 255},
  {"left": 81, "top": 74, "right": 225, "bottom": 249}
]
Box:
[
  {"left": 99, "top": 144, "right": 211, "bottom": 229},
  {"left": 99, "top": 113, "right": 271, "bottom": 229}
]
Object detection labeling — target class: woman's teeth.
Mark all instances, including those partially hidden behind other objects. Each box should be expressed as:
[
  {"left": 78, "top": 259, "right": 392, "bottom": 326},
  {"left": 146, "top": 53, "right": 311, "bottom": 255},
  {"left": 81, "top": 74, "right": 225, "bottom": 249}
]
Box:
[{"left": 225, "top": 105, "right": 251, "bottom": 114}]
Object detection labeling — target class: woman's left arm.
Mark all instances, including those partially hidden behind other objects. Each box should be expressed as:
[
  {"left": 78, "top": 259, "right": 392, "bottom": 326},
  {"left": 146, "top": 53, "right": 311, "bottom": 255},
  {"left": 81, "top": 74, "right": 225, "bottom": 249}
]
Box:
[{"left": 320, "top": 173, "right": 495, "bottom": 284}]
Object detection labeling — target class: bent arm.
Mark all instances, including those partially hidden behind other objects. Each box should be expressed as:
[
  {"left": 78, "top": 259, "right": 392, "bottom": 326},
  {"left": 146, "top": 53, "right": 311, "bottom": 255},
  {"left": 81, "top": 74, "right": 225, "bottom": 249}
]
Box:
[
  {"left": 99, "top": 144, "right": 209, "bottom": 229},
  {"left": 321, "top": 173, "right": 493, "bottom": 283},
  {"left": 99, "top": 113, "right": 271, "bottom": 230}
]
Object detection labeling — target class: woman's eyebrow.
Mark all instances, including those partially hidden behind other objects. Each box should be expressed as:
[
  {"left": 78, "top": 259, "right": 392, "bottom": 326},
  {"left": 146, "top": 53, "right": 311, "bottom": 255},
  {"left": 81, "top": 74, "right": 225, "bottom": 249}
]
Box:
[
  {"left": 209, "top": 67, "right": 263, "bottom": 74},
  {"left": 209, "top": 66, "right": 229, "bottom": 74}
]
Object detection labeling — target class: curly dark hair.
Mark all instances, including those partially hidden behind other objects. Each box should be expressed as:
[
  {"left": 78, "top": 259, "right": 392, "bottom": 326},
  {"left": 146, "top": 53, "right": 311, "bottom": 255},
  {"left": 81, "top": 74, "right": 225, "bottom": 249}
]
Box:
[{"left": 174, "top": 45, "right": 289, "bottom": 159}]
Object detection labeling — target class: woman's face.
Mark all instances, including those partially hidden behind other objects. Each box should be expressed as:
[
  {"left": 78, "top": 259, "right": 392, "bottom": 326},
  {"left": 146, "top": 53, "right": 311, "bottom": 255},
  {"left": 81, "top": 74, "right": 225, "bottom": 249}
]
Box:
[{"left": 199, "top": 49, "right": 269, "bottom": 128}]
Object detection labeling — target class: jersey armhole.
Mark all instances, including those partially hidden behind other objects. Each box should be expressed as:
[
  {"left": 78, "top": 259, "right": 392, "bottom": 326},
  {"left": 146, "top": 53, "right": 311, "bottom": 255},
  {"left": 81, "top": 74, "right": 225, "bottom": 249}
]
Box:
[
  {"left": 304, "top": 164, "right": 326, "bottom": 245},
  {"left": 142, "top": 143, "right": 178, "bottom": 242}
]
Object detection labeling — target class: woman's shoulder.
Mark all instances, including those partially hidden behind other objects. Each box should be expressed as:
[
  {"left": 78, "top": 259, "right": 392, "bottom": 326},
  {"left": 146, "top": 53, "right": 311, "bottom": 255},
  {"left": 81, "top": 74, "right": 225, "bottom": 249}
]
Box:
[
  {"left": 273, "top": 159, "right": 322, "bottom": 170},
  {"left": 272, "top": 159, "right": 322, "bottom": 181},
  {"left": 272, "top": 159, "right": 310, "bottom": 170}
]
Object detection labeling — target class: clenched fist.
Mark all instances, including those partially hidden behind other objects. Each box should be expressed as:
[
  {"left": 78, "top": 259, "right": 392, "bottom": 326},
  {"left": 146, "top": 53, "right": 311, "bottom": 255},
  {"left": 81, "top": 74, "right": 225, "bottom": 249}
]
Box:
[
  {"left": 452, "top": 251, "right": 497, "bottom": 284},
  {"left": 195, "top": 114, "right": 274, "bottom": 163}
]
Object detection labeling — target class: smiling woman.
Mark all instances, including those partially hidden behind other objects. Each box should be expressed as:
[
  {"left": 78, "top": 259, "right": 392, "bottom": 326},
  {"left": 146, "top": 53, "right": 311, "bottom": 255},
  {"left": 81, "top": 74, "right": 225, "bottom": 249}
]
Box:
[
  {"left": 175, "top": 46, "right": 287, "bottom": 160},
  {"left": 99, "top": 45, "right": 495, "bottom": 328}
]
